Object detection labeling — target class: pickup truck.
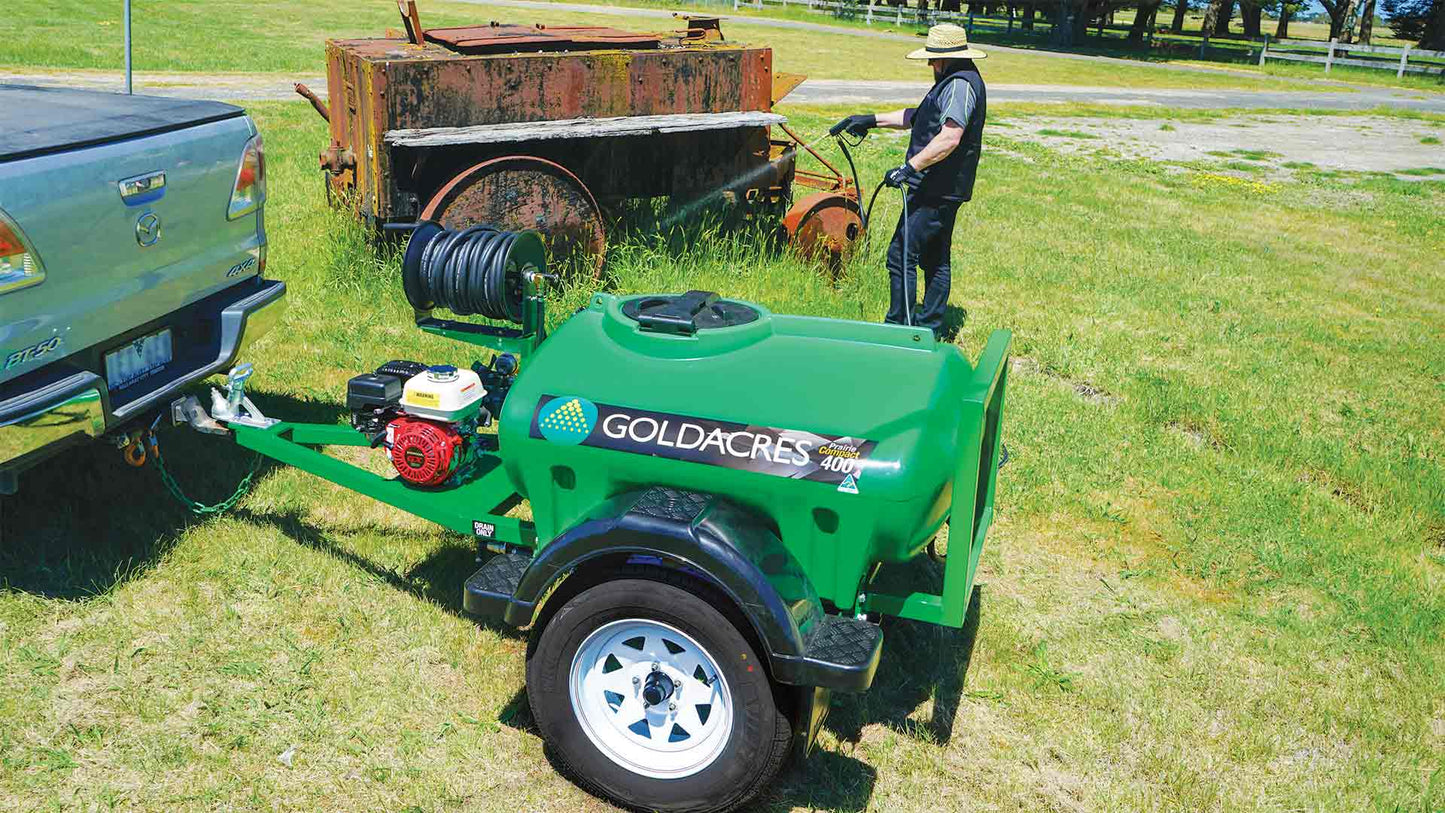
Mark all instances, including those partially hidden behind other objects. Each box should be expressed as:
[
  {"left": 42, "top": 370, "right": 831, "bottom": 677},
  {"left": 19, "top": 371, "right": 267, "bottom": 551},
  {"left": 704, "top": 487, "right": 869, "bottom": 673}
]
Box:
[{"left": 0, "top": 85, "right": 285, "bottom": 494}]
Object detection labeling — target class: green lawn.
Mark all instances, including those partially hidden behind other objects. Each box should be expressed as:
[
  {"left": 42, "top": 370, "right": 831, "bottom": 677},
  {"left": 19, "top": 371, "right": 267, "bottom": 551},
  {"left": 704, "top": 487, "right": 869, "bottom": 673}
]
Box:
[
  {"left": 505, "top": 0, "right": 1445, "bottom": 92},
  {"left": 1, "top": 99, "right": 1442, "bottom": 810},
  {"left": 2, "top": 0, "right": 1340, "bottom": 90}
]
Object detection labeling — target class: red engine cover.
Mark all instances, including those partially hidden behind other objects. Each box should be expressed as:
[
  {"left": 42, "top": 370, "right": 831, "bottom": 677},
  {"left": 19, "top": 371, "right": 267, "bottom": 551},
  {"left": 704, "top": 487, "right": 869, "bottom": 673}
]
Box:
[{"left": 388, "top": 416, "right": 464, "bottom": 487}]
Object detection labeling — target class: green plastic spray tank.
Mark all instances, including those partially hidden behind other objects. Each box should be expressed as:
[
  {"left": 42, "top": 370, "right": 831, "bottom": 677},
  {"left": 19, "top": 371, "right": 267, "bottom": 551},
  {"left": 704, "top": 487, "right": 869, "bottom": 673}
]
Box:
[{"left": 500, "top": 290, "right": 1011, "bottom": 612}]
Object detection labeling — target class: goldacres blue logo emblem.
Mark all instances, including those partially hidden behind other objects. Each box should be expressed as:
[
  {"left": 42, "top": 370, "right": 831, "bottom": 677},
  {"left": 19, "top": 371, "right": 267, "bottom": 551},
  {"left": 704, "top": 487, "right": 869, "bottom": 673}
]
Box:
[{"left": 537, "top": 396, "right": 598, "bottom": 445}]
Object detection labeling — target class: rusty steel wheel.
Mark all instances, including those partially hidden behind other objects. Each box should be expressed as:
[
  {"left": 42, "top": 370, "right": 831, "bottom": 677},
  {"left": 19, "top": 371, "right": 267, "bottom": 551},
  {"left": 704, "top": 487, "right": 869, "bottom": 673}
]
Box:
[
  {"left": 782, "top": 191, "right": 863, "bottom": 273},
  {"left": 421, "top": 156, "right": 606, "bottom": 279}
]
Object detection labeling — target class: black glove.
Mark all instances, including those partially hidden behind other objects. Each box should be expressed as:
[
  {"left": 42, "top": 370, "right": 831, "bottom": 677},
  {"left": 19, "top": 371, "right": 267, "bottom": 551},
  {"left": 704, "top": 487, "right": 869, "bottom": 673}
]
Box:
[
  {"left": 883, "top": 163, "right": 924, "bottom": 191},
  {"left": 830, "top": 114, "right": 877, "bottom": 138}
]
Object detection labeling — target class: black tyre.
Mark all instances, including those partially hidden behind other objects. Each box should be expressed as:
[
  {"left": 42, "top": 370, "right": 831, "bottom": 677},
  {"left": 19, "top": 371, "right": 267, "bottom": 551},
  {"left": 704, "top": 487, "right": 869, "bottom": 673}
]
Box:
[{"left": 527, "top": 577, "right": 791, "bottom": 813}]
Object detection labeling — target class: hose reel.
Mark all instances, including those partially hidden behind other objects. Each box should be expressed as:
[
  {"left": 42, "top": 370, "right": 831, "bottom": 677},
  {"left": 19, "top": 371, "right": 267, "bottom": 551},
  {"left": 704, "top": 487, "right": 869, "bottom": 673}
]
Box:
[
  {"left": 402, "top": 221, "right": 548, "bottom": 325},
  {"left": 400, "top": 221, "right": 552, "bottom": 360}
]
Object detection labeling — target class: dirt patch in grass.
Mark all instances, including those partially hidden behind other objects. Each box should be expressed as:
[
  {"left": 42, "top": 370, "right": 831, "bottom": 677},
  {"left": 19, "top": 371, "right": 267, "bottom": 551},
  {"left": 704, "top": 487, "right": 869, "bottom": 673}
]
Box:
[
  {"left": 1426, "top": 522, "right": 1445, "bottom": 565},
  {"left": 1168, "top": 420, "right": 1226, "bottom": 450},
  {"left": 1299, "top": 468, "right": 1376, "bottom": 515},
  {"left": 1011, "top": 356, "right": 1121, "bottom": 407},
  {"left": 1008, "top": 114, "right": 1445, "bottom": 180}
]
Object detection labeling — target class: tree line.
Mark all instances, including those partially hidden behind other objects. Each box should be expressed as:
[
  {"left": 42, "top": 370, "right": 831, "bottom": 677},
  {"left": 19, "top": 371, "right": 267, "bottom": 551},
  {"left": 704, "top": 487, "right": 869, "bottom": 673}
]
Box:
[{"left": 900, "top": 0, "right": 1444, "bottom": 48}]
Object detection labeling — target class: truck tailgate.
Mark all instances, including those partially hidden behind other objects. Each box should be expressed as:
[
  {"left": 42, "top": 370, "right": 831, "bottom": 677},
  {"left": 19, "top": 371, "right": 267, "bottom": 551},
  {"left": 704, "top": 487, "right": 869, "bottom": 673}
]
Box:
[
  {"left": 0, "top": 114, "right": 264, "bottom": 390},
  {"left": 0, "top": 85, "right": 242, "bottom": 162}
]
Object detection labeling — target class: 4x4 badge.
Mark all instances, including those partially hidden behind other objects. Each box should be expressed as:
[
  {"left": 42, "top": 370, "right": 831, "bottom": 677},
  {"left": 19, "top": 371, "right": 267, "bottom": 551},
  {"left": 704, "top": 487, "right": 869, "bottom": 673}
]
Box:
[{"left": 135, "top": 212, "right": 161, "bottom": 247}]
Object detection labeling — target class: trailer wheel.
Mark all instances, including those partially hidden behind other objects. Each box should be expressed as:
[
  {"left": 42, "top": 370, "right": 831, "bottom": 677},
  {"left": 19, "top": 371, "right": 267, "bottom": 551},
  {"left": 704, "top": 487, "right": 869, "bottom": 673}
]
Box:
[
  {"left": 527, "top": 578, "right": 790, "bottom": 813},
  {"left": 420, "top": 155, "right": 605, "bottom": 279}
]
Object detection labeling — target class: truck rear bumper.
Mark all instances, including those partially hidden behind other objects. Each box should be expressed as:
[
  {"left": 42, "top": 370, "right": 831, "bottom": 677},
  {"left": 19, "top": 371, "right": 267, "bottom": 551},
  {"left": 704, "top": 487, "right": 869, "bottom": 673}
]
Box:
[
  {"left": 109, "top": 277, "right": 287, "bottom": 422},
  {"left": 0, "top": 277, "right": 285, "bottom": 488}
]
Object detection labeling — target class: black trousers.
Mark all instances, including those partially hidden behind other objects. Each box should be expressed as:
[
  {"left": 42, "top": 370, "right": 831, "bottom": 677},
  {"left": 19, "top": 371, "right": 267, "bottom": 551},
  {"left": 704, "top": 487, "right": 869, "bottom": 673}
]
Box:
[{"left": 884, "top": 193, "right": 961, "bottom": 335}]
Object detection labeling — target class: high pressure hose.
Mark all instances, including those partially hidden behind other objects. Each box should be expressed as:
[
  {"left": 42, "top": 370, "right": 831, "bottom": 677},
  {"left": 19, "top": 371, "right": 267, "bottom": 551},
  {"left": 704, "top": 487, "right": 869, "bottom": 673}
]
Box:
[
  {"left": 414, "top": 225, "right": 522, "bottom": 321},
  {"left": 400, "top": 222, "right": 546, "bottom": 325},
  {"left": 829, "top": 131, "right": 913, "bottom": 326},
  {"left": 900, "top": 186, "right": 912, "bottom": 327},
  {"left": 833, "top": 133, "right": 869, "bottom": 233}
]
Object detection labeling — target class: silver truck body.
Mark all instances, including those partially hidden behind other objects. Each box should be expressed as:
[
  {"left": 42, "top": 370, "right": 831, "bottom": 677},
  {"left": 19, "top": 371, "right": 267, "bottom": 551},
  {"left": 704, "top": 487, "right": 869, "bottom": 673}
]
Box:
[{"left": 0, "top": 86, "right": 285, "bottom": 492}]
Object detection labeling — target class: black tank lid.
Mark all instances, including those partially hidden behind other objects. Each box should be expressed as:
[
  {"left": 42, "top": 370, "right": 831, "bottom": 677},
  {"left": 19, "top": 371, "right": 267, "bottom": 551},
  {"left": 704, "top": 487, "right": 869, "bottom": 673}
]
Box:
[{"left": 622, "top": 291, "right": 760, "bottom": 336}]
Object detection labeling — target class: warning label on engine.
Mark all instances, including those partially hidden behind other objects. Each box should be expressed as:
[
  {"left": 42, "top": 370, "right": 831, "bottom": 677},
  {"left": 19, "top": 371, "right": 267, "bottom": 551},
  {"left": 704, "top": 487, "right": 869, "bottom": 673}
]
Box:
[{"left": 530, "top": 394, "right": 880, "bottom": 489}]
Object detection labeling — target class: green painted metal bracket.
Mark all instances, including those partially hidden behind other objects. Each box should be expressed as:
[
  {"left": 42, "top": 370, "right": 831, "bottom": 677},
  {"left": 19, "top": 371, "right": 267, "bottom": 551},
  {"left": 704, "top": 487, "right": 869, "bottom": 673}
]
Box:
[
  {"left": 415, "top": 281, "right": 547, "bottom": 361},
  {"left": 863, "top": 330, "right": 1011, "bottom": 628},
  {"left": 232, "top": 422, "right": 536, "bottom": 548}
]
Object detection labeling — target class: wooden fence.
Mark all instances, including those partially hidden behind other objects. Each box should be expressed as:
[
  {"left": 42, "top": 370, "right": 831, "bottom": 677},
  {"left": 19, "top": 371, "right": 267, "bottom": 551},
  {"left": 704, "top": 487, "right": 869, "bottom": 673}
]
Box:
[{"left": 1258, "top": 36, "right": 1445, "bottom": 77}]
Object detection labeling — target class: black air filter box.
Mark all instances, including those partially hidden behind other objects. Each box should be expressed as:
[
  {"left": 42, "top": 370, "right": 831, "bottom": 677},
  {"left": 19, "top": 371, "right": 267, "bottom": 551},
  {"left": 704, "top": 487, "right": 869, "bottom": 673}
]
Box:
[
  {"left": 376, "top": 359, "right": 429, "bottom": 380},
  {"left": 347, "top": 373, "right": 403, "bottom": 411}
]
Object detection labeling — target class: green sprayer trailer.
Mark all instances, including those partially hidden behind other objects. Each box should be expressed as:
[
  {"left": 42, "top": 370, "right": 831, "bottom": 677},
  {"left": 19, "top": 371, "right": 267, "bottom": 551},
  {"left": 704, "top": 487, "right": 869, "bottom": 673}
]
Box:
[{"left": 189, "top": 224, "right": 1010, "bottom": 812}]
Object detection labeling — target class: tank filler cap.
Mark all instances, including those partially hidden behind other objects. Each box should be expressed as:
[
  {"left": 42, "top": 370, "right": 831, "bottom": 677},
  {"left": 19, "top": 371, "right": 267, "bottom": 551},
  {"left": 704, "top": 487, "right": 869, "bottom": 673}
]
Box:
[{"left": 622, "top": 291, "right": 760, "bottom": 336}]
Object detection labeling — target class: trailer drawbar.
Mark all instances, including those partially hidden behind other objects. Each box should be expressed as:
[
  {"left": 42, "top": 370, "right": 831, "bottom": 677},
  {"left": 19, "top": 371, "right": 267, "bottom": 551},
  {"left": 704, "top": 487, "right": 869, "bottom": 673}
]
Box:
[{"left": 176, "top": 223, "right": 1011, "bottom": 813}]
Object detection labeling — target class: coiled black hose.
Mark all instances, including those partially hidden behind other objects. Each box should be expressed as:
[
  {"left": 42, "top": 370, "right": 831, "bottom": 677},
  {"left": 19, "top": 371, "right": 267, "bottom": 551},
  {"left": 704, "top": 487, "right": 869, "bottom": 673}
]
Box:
[{"left": 401, "top": 222, "right": 546, "bottom": 325}]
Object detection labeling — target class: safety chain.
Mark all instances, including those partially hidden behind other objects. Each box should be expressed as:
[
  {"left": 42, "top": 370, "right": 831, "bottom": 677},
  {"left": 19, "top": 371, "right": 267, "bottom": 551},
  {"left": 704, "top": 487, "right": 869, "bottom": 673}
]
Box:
[{"left": 148, "top": 432, "right": 263, "bottom": 516}]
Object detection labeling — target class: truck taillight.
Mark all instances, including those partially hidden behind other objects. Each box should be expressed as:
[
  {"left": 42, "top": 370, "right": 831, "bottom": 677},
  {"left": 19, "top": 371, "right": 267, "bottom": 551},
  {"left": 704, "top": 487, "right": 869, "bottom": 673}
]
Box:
[
  {"left": 227, "top": 133, "right": 265, "bottom": 220},
  {"left": 0, "top": 209, "right": 45, "bottom": 295}
]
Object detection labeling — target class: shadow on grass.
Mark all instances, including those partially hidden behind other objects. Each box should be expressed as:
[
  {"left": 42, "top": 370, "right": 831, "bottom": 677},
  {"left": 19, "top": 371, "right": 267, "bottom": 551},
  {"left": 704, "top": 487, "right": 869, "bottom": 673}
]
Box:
[
  {"left": 0, "top": 390, "right": 316, "bottom": 598},
  {"left": 229, "top": 505, "right": 523, "bottom": 641},
  {"left": 764, "top": 749, "right": 878, "bottom": 812},
  {"left": 0, "top": 388, "right": 514, "bottom": 644},
  {"left": 940, "top": 303, "right": 969, "bottom": 344},
  {"left": 604, "top": 196, "right": 794, "bottom": 266},
  {"left": 504, "top": 685, "right": 881, "bottom": 813},
  {"left": 827, "top": 585, "right": 983, "bottom": 746},
  {"left": 496, "top": 587, "right": 981, "bottom": 812}
]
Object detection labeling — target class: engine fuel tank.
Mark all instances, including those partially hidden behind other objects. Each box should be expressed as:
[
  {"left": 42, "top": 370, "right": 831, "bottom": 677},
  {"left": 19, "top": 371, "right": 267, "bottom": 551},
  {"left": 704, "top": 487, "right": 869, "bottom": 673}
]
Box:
[{"left": 499, "top": 292, "right": 1009, "bottom": 606}]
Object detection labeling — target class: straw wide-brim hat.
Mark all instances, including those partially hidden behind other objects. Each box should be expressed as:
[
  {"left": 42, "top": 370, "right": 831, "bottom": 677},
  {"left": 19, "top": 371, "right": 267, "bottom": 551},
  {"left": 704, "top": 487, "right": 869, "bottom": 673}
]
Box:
[{"left": 906, "top": 24, "right": 988, "bottom": 60}]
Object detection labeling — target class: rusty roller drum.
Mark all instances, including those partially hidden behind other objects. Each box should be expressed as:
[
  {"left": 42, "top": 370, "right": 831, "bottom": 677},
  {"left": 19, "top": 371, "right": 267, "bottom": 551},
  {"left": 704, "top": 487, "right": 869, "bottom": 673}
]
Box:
[
  {"left": 421, "top": 156, "right": 606, "bottom": 279},
  {"left": 783, "top": 191, "right": 863, "bottom": 270}
]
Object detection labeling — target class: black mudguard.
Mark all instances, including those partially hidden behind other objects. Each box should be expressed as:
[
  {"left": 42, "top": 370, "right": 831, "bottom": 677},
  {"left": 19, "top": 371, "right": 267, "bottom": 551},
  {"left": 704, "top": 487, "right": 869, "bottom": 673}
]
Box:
[{"left": 473, "top": 487, "right": 881, "bottom": 695}]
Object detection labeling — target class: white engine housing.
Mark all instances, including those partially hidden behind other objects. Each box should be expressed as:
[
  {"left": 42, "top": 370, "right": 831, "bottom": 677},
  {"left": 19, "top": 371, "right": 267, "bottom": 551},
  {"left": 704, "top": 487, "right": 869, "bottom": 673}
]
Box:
[{"left": 401, "top": 366, "right": 485, "bottom": 422}]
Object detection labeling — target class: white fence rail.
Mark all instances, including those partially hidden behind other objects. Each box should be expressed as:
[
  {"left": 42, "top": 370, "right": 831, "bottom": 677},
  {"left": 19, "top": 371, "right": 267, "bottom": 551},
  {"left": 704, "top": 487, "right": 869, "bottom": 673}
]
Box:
[
  {"left": 732, "top": 0, "right": 1045, "bottom": 34},
  {"left": 1259, "top": 36, "right": 1445, "bottom": 77},
  {"left": 726, "top": 0, "right": 1444, "bottom": 78}
]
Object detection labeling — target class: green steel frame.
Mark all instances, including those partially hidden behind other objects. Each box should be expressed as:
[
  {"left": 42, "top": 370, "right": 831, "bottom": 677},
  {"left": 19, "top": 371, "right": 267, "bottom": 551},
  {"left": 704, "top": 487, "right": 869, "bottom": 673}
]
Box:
[
  {"left": 232, "top": 421, "right": 536, "bottom": 548},
  {"left": 414, "top": 276, "right": 547, "bottom": 360},
  {"left": 229, "top": 278, "right": 549, "bottom": 551},
  {"left": 861, "top": 330, "right": 1009, "bottom": 628}
]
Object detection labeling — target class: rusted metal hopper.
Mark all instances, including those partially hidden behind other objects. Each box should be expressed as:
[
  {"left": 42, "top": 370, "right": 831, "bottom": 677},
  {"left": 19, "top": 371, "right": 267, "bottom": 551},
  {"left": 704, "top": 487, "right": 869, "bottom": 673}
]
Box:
[
  {"left": 308, "top": 3, "right": 856, "bottom": 274},
  {"left": 419, "top": 156, "right": 606, "bottom": 278}
]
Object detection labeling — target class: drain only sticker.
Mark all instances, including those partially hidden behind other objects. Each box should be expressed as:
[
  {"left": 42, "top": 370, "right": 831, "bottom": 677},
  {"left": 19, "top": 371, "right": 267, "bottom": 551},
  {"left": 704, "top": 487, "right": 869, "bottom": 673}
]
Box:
[{"left": 531, "top": 394, "right": 879, "bottom": 489}]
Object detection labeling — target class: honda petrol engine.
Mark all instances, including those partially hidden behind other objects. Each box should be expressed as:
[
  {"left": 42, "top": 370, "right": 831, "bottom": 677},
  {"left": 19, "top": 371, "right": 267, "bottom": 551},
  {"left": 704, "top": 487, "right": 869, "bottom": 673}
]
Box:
[{"left": 345, "top": 355, "right": 515, "bottom": 487}]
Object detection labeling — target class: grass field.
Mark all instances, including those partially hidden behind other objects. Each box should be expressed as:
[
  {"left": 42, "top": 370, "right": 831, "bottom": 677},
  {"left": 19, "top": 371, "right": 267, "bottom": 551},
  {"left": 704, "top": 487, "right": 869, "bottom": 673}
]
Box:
[
  {"left": 1, "top": 0, "right": 1344, "bottom": 91},
  {"left": 1, "top": 97, "right": 1442, "bottom": 810}
]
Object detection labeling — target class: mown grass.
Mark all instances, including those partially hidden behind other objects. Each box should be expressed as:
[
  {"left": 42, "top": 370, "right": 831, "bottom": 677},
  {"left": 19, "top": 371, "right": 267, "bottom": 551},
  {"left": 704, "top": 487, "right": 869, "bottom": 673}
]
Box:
[
  {"left": 2, "top": 100, "right": 1444, "bottom": 810},
  {"left": 1, "top": 0, "right": 1333, "bottom": 91},
  {"left": 510, "top": 0, "right": 1445, "bottom": 92},
  {"left": 1035, "top": 128, "right": 1099, "bottom": 139}
]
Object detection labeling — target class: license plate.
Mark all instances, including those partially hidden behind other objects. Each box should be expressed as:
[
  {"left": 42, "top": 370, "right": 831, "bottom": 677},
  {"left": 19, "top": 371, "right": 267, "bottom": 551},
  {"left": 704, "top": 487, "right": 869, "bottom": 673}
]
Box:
[{"left": 105, "top": 328, "right": 173, "bottom": 390}]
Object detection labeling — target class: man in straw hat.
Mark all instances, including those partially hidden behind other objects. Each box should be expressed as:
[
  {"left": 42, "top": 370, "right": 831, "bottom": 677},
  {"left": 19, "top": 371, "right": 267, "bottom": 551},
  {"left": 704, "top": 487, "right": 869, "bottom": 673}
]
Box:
[{"left": 833, "top": 23, "right": 986, "bottom": 336}]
